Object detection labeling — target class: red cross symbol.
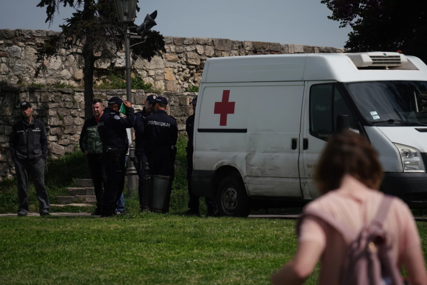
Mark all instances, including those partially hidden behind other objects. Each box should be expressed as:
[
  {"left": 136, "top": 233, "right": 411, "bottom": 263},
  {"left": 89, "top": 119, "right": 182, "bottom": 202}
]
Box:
[{"left": 214, "top": 90, "right": 235, "bottom": 126}]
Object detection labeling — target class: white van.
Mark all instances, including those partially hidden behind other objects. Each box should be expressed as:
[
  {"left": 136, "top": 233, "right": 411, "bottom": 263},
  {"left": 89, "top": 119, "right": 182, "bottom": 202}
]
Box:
[{"left": 191, "top": 52, "right": 427, "bottom": 216}]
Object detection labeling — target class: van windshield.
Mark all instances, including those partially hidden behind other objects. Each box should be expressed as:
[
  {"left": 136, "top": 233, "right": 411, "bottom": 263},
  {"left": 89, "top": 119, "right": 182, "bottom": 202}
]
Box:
[{"left": 346, "top": 81, "right": 427, "bottom": 126}]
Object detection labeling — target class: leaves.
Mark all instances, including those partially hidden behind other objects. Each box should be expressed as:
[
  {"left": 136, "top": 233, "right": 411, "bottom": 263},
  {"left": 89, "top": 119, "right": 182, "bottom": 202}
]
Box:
[{"left": 322, "top": 0, "right": 427, "bottom": 62}]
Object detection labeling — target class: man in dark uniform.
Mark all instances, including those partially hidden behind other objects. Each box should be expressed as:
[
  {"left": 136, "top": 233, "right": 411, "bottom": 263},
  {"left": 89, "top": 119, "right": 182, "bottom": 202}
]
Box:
[
  {"left": 185, "top": 96, "right": 217, "bottom": 216},
  {"left": 9, "top": 101, "right": 50, "bottom": 216},
  {"left": 144, "top": 96, "right": 178, "bottom": 212},
  {"left": 79, "top": 99, "right": 106, "bottom": 215},
  {"left": 134, "top": 95, "right": 156, "bottom": 211},
  {"left": 98, "top": 97, "right": 135, "bottom": 217}
]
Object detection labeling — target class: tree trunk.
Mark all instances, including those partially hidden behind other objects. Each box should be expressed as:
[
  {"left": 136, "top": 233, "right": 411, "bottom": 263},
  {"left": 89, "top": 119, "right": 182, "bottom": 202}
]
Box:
[{"left": 82, "top": 43, "right": 95, "bottom": 120}]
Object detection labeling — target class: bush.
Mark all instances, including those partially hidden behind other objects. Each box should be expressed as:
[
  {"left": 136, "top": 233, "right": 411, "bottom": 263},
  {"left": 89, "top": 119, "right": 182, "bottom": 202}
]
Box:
[{"left": 186, "top": 85, "right": 199, "bottom": 92}]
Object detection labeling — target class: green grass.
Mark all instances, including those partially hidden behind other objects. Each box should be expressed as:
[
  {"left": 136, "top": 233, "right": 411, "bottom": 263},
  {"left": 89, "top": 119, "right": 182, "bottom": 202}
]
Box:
[{"left": 0, "top": 215, "right": 306, "bottom": 285}]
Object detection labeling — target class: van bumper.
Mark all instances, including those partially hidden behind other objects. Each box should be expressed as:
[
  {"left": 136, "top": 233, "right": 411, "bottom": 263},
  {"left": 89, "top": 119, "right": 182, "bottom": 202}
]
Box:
[
  {"left": 382, "top": 172, "right": 427, "bottom": 208},
  {"left": 191, "top": 170, "right": 215, "bottom": 199}
]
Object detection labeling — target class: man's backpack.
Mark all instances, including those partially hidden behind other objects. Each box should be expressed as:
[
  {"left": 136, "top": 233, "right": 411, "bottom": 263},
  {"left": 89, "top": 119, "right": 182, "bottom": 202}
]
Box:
[{"left": 298, "top": 195, "right": 404, "bottom": 285}]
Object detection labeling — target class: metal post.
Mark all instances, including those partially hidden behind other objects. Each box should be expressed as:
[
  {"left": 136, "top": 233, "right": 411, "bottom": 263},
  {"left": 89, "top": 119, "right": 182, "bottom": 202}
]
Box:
[{"left": 124, "top": 24, "right": 138, "bottom": 197}]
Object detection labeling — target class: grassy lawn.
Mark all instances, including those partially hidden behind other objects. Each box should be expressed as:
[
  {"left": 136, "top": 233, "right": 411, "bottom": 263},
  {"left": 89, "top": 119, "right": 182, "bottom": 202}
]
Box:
[
  {"left": 0, "top": 215, "right": 307, "bottom": 285},
  {"left": 2, "top": 136, "right": 427, "bottom": 284}
]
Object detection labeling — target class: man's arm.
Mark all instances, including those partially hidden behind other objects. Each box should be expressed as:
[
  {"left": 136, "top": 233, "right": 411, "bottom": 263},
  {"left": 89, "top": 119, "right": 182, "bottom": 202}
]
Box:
[
  {"left": 134, "top": 113, "right": 144, "bottom": 137},
  {"left": 40, "top": 122, "right": 48, "bottom": 160},
  {"left": 8, "top": 124, "right": 17, "bottom": 160},
  {"left": 79, "top": 120, "right": 88, "bottom": 154}
]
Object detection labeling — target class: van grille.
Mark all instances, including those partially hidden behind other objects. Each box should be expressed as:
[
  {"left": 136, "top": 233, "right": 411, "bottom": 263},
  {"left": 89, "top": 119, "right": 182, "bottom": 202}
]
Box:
[{"left": 369, "top": 55, "right": 401, "bottom": 65}]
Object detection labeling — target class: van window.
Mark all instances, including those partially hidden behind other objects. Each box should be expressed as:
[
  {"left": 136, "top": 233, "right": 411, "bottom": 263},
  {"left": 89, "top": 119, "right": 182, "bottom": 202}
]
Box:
[
  {"left": 346, "top": 81, "right": 427, "bottom": 126},
  {"left": 310, "top": 84, "right": 354, "bottom": 140}
]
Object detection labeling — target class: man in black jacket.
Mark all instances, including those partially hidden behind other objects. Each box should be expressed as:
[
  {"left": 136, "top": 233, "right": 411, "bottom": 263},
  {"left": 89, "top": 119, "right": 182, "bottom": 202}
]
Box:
[
  {"left": 9, "top": 101, "right": 49, "bottom": 216},
  {"left": 185, "top": 96, "right": 217, "bottom": 216},
  {"left": 98, "top": 97, "right": 135, "bottom": 217},
  {"left": 144, "top": 96, "right": 178, "bottom": 212},
  {"left": 133, "top": 95, "right": 156, "bottom": 211},
  {"left": 79, "top": 99, "right": 106, "bottom": 215}
]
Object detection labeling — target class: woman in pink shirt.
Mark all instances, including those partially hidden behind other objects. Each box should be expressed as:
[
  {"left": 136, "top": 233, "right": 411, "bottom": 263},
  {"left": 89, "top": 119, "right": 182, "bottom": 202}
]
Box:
[{"left": 271, "top": 131, "right": 427, "bottom": 285}]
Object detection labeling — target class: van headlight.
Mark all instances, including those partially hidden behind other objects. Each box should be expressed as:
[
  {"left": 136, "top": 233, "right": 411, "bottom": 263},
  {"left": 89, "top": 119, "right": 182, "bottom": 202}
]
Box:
[{"left": 393, "top": 143, "right": 425, "bottom": 172}]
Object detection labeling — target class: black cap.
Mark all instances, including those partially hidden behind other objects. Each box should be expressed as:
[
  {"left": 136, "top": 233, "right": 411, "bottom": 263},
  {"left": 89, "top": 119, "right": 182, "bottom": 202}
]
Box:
[
  {"left": 108, "top": 96, "right": 123, "bottom": 105},
  {"left": 20, "top": 101, "right": 32, "bottom": 109},
  {"left": 146, "top": 95, "right": 157, "bottom": 103},
  {"left": 190, "top": 96, "right": 197, "bottom": 105},
  {"left": 155, "top": 96, "right": 168, "bottom": 105}
]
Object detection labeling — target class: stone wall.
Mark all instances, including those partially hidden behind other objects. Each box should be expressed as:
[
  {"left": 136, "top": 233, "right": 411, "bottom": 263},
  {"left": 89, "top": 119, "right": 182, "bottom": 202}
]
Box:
[
  {"left": 0, "top": 29, "right": 345, "bottom": 92},
  {"left": 0, "top": 85, "right": 195, "bottom": 180}
]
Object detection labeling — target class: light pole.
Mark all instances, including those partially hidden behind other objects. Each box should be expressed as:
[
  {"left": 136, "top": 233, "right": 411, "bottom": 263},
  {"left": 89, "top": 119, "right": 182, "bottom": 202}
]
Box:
[{"left": 114, "top": 0, "right": 138, "bottom": 196}]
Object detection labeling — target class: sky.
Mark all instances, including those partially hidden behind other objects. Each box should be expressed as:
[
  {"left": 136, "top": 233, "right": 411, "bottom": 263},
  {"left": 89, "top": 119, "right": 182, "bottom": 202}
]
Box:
[{"left": 0, "top": 0, "right": 352, "bottom": 48}]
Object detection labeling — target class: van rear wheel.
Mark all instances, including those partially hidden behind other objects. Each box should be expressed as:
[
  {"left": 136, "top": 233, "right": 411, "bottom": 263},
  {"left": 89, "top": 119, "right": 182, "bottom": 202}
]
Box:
[{"left": 216, "top": 176, "right": 250, "bottom": 217}]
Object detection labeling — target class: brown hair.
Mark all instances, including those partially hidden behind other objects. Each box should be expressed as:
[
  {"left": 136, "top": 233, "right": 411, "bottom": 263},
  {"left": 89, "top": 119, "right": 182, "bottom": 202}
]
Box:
[{"left": 314, "top": 130, "right": 383, "bottom": 195}]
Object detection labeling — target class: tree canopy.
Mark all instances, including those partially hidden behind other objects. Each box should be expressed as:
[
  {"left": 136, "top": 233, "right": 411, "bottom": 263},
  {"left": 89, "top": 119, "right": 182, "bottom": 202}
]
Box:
[
  {"left": 36, "top": 0, "right": 165, "bottom": 119},
  {"left": 321, "top": 0, "right": 427, "bottom": 62}
]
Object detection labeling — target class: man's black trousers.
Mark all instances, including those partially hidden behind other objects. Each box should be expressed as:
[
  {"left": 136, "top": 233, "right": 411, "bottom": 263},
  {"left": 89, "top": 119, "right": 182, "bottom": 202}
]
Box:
[
  {"left": 102, "top": 148, "right": 127, "bottom": 216},
  {"left": 14, "top": 158, "right": 49, "bottom": 214},
  {"left": 186, "top": 148, "right": 216, "bottom": 212},
  {"left": 86, "top": 153, "right": 106, "bottom": 212}
]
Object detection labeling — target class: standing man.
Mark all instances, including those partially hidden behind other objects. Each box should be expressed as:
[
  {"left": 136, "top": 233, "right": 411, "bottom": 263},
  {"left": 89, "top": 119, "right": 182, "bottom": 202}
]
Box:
[
  {"left": 134, "top": 95, "right": 156, "bottom": 211},
  {"left": 79, "top": 99, "right": 106, "bottom": 216},
  {"left": 144, "top": 96, "right": 178, "bottom": 212},
  {"left": 185, "top": 96, "right": 217, "bottom": 216},
  {"left": 9, "top": 101, "right": 49, "bottom": 216},
  {"left": 98, "top": 97, "right": 135, "bottom": 217}
]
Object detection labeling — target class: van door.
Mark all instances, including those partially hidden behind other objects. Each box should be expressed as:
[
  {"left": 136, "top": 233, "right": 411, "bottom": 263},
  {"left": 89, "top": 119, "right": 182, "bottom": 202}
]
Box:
[
  {"left": 299, "top": 82, "right": 356, "bottom": 199},
  {"left": 245, "top": 83, "right": 305, "bottom": 198}
]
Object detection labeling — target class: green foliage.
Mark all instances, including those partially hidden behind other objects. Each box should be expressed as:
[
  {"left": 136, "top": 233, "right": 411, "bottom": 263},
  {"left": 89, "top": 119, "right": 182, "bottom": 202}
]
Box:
[
  {"left": 30, "top": 83, "right": 46, "bottom": 88},
  {"left": 186, "top": 85, "right": 199, "bottom": 92},
  {"left": 321, "top": 0, "right": 427, "bottom": 62},
  {"left": 52, "top": 81, "right": 76, "bottom": 89},
  {"left": 95, "top": 73, "right": 154, "bottom": 91}
]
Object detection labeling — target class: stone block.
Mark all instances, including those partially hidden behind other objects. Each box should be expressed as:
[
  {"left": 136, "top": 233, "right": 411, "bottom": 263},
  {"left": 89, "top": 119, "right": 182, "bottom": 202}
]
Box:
[
  {"left": 48, "top": 135, "right": 58, "bottom": 142},
  {"left": 165, "top": 81, "right": 176, "bottom": 92},
  {"left": 6, "top": 46, "right": 21, "bottom": 58},
  {"left": 0, "top": 29, "right": 15, "bottom": 39},
  {"left": 186, "top": 52, "right": 200, "bottom": 65},
  {"left": 60, "top": 69, "right": 72, "bottom": 80},
  {"left": 214, "top": 38, "right": 232, "bottom": 51},
  {"left": 183, "top": 38, "right": 194, "bottom": 45},
  {"left": 185, "top": 45, "right": 196, "bottom": 52},
  {"left": 0, "top": 63, "right": 8, "bottom": 75},
  {"left": 174, "top": 37, "right": 184, "bottom": 46},
  {"left": 66, "top": 187, "right": 95, "bottom": 195},
  {"left": 175, "top": 46, "right": 185, "bottom": 53},
  {"left": 164, "top": 36, "right": 174, "bottom": 44},
  {"left": 75, "top": 195, "right": 96, "bottom": 203},
  {"left": 196, "top": 45, "right": 204, "bottom": 55},
  {"left": 164, "top": 68, "right": 175, "bottom": 81},
  {"left": 73, "top": 69, "right": 83, "bottom": 80},
  {"left": 194, "top": 38, "right": 212, "bottom": 45},
  {"left": 56, "top": 196, "right": 75, "bottom": 204},
  {"left": 165, "top": 54, "right": 179, "bottom": 62},
  {"left": 50, "top": 142, "right": 65, "bottom": 155},
  {"left": 205, "top": 46, "right": 215, "bottom": 57}
]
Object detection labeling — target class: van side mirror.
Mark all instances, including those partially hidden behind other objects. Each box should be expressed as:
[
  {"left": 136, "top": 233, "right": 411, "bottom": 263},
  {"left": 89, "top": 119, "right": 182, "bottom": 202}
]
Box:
[{"left": 336, "top": 114, "right": 349, "bottom": 133}]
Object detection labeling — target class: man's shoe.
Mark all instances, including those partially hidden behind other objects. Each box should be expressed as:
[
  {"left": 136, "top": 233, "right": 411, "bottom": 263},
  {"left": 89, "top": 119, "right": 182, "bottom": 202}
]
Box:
[
  {"left": 91, "top": 208, "right": 102, "bottom": 215},
  {"left": 185, "top": 209, "right": 200, "bottom": 216},
  {"left": 206, "top": 209, "right": 218, "bottom": 217},
  {"left": 17, "top": 211, "right": 27, "bottom": 217},
  {"left": 40, "top": 211, "right": 50, "bottom": 216},
  {"left": 115, "top": 210, "right": 126, "bottom": 215}
]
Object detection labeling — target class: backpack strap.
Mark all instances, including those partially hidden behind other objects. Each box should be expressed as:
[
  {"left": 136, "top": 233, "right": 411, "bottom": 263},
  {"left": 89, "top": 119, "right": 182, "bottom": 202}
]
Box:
[
  {"left": 298, "top": 208, "right": 357, "bottom": 242},
  {"left": 372, "top": 195, "right": 394, "bottom": 225}
]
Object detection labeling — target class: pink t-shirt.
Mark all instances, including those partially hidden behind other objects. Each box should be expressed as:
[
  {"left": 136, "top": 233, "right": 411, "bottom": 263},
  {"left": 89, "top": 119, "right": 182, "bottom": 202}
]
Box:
[{"left": 299, "top": 175, "right": 421, "bottom": 285}]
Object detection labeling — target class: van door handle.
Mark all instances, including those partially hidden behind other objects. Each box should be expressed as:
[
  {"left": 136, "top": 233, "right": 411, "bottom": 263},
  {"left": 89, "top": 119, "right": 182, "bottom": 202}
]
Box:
[
  {"left": 291, "top": 138, "right": 297, "bottom": 150},
  {"left": 303, "top": 138, "right": 308, "bottom": 150}
]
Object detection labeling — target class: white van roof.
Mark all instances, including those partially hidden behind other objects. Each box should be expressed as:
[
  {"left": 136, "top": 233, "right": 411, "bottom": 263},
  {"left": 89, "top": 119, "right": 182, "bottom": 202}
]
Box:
[{"left": 201, "top": 52, "right": 427, "bottom": 83}]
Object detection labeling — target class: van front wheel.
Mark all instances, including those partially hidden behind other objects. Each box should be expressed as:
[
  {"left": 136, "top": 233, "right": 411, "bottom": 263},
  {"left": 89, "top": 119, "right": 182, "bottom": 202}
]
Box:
[{"left": 216, "top": 176, "right": 250, "bottom": 217}]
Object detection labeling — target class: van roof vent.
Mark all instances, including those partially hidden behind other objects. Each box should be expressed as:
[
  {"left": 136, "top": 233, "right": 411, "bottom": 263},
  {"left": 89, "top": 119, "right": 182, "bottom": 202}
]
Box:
[{"left": 345, "top": 52, "right": 407, "bottom": 69}]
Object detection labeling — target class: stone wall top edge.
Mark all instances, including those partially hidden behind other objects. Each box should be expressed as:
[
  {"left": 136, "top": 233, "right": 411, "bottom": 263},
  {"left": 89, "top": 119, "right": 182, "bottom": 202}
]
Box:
[{"left": 0, "top": 29, "right": 344, "bottom": 49}]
